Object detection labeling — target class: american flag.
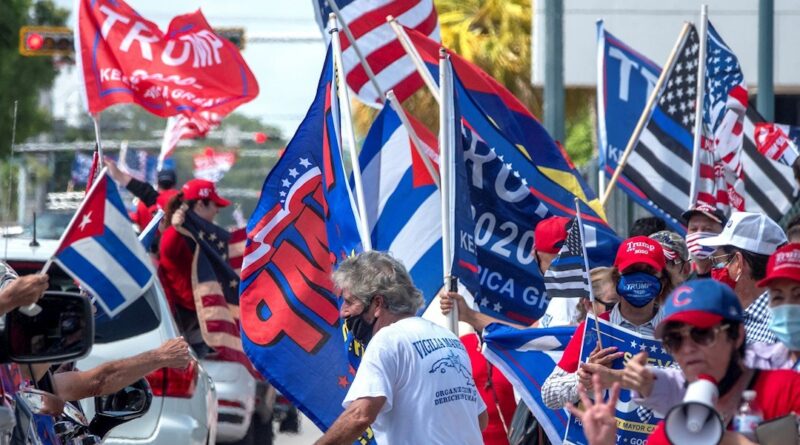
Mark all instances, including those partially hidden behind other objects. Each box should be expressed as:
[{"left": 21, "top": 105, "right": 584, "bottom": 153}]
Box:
[
  {"left": 620, "top": 23, "right": 795, "bottom": 225},
  {"left": 696, "top": 23, "right": 747, "bottom": 213},
  {"left": 312, "top": 0, "right": 440, "bottom": 105},
  {"left": 543, "top": 219, "right": 590, "bottom": 299},
  {"left": 158, "top": 112, "right": 222, "bottom": 168}
]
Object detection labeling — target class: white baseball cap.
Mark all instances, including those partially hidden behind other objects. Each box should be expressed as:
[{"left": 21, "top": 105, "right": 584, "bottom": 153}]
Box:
[{"left": 697, "top": 211, "right": 786, "bottom": 255}]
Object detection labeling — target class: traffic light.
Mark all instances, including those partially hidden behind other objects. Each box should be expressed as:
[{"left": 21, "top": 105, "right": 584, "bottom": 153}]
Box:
[
  {"left": 19, "top": 26, "right": 73, "bottom": 57},
  {"left": 215, "top": 28, "right": 246, "bottom": 50}
]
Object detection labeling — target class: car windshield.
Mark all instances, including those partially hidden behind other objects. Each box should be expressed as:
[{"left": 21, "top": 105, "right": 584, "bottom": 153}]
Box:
[{"left": 20, "top": 212, "right": 74, "bottom": 240}]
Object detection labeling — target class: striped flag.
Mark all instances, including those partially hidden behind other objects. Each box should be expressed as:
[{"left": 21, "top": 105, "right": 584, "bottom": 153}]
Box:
[
  {"left": 481, "top": 323, "right": 575, "bottom": 444},
  {"left": 358, "top": 99, "right": 442, "bottom": 304},
  {"left": 696, "top": 23, "right": 747, "bottom": 213},
  {"left": 138, "top": 209, "right": 164, "bottom": 251},
  {"left": 543, "top": 219, "right": 590, "bottom": 299},
  {"left": 754, "top": 123, "right": 800, "bottom": 166},
  {"left": 597, "top": 24, "right": 795, "bottom": 233},
  {"left": 312, "top": 0, "right": 440, "bottom": 105},
  {"left": 158, "top": 112, "right": 222, "bottom": 168},
  {"left": 53, "top": 171, "right": 154, "bottom": 317}
]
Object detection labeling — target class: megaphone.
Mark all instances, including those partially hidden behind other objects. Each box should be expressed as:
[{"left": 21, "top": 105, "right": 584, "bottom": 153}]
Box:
[{"left": 665, "top": 375, "right": 723, "bottom": 445}]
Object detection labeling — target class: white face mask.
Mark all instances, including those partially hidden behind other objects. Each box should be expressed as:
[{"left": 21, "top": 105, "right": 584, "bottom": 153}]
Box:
[{"left": 685, "top": 231, "right": 717, "bottom": 260}]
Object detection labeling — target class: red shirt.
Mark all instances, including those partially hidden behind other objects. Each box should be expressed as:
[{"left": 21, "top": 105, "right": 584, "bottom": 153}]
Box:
[
  {"left": 557, "top": 312, "right": 612, "bottom": 373},
  {"left": 461, "top": 333, "right": 517, "bottom": 445},
  {"left": 158, "top": 226, "right": 196, "bottom": 312},
  {"left": 647, "top": 369, "right": 800, "bottom": 444}
]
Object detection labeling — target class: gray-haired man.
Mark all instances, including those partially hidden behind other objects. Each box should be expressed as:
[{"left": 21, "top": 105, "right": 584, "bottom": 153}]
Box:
[{"left": 315, "top": 251, "right": 487, "bottom": 445}]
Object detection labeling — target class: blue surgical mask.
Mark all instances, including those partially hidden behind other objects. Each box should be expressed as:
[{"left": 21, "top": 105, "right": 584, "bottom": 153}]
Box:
[
  {"left": 616, "top": 272, "right": 662, "bottom": 308},
  {"left": 768, "top": 304, "right": 800, "bottom": 350}
]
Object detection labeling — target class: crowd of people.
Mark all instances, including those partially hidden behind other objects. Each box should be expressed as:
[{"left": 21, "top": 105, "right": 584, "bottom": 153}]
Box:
[{"left": 315, "top": 202, "right": 800, "bottom": 445}]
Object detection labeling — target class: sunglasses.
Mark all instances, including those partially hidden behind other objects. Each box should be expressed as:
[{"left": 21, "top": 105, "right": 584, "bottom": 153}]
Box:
[
  {"left": 594, "top": 298, "right": 617, "bottom": 312},
  {"left": 661, "top": 324, "right": 729, "bottom": 353},
  {"left": 709, "top": 253, "right": 735, "bottom": 269}
]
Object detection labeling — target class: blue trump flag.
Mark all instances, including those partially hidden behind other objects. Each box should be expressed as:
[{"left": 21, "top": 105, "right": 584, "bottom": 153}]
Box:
[
  {"left": 481, "top": 323, "right": 575, "bottom": 444},
  {"left": 563, "top": 316, "right": 675, "bottom": 445},
  {"left": 448, "top": 68, "right": 620, "bottom": 325},
  {"left": 239, "top": 45, "right": 370, "bottom": 442}
]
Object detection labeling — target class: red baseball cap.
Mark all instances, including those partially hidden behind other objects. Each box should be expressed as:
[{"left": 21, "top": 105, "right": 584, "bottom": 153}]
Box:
[
  {"left": 614, "top": 236, "right": 665, "bottom": 273},
  {"left": 534, "top": 216, "right": 571, "bottom": 254},
  {"left": 757, "top": 242, "right": 800, "bottom": 288},
  {"left": 181, "top": 179, "right": 230, "bottom": 207}
]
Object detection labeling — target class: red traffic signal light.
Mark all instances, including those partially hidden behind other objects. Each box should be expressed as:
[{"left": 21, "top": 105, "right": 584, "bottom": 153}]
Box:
[{"left": 19, "top": 26, "right": 73, "bottom": 56}]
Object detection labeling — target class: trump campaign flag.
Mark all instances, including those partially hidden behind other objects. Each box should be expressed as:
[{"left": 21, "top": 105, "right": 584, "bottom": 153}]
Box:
[
  {"left": 312, "top": 0, "right": 440, "bottom": 105},
  {"left": 75, "top": 0, "right": 258, "bottom": 117},
  {"left": 52, "top": 170, "right": 154, "bottom": 317},
  {"left": 754, "top": 122, "right": 800, "bottom": 167},
  {"left": 239, "top": 45, "right": 367, "bottom": 440},
  {"left": 482, "top": 323, "right": 575, "bottom": 444},
  {"left": 563, "top": 316, "right": 675, "bottom": 445},
  {"left": 358, "top": 99, "right": 442, "bottom": 305},
  {"left": 596, "top": 22, "right": 795, "bottom": 232}
]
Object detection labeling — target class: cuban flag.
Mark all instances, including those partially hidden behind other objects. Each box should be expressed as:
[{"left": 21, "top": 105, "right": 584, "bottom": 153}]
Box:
[
  {"left": 481, "top": 323, "right": 575, "bottom": 444},
  {"left": 137, "top": 209, "right": 164, "bottom": 251},
  {"left": 53, "top": 170, "right": 154, "bottom": 317},
  {"left": 358, "top": 99, "right": 442, "bottom": 305}
]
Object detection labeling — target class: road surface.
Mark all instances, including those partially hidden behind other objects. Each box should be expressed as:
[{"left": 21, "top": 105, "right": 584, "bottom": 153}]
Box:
[{"left": 275, "top": 413, "right": 322, "bottom": 444}]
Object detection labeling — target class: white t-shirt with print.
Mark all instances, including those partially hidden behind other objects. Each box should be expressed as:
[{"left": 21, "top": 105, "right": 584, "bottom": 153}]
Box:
[{"left": 343, "top": 317, "right": 486, "bottom": 445}]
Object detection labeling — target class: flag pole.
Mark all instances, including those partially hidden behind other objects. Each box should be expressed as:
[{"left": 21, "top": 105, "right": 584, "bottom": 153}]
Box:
[
  {"left": 91, "top": 114, "right": 104, "bottom": 160},
  {"left": 574, "top": 198, "right": 602, "bottom": 349},
  {"left": 600, "top": 22, "right": 692, "bottom": 206},
  {"left": 689, "top": 5, "right": 709, "bottom": 206},
  {"left": 439, "top": 49, "right": 458, "bottom": 334},
  {"left": 385, "top": 90, "right": 440, "bottom": 189},
  {"left": 324, "top": 0, "right": 384, "bottom": 104},
  {"left": 387, "top": 16, "right": 441, "bottom": 104},
  {"left": 330, "top": 14, "right": 373, "bottom": 251}
]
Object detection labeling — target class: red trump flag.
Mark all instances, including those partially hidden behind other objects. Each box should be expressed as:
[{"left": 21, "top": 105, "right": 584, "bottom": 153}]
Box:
[{"left": 75, "top": 0, "right": 259, "bottom": 117}]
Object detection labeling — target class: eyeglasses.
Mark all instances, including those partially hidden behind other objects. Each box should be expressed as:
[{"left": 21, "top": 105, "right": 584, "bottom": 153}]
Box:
[
  {"left": 661, "top": 324, "right": 730, "bottom": 353},
  {"left": 709, "top": 253, "right": 735, "bottom": 268}
]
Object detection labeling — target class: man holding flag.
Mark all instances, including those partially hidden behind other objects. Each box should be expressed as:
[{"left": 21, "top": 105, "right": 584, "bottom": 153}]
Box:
[{"left": 315, "top": 251, "right": 487, "bottom": 445}]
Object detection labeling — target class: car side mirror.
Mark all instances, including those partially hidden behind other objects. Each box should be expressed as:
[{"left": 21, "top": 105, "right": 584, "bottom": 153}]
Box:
[
  {"left": 88, "top": 378, "right": 152, "bottom": 438},
  {"left": 1, "top": 291, "right": 94, "bottom": 364}
]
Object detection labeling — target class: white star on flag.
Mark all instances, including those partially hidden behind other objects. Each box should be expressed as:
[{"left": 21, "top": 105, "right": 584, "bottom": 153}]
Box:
[{"left": 79, "top": 211, "right": 93, "bottom": 231}]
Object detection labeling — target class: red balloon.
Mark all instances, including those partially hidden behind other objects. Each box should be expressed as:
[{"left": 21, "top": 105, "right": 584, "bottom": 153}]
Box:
[{"left": 254, "top": 132, "right": 268, "bottom": 144}]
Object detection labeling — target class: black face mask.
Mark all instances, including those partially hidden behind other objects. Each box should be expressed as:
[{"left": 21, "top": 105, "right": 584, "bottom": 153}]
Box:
[{"left": 345, "top": 305, "right": 377, "bottom": 345}]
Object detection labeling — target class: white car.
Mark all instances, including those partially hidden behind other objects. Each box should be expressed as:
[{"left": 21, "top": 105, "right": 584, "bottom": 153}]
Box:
[{"left": 3, "top": 237, "right": 218, "bottom": 445}]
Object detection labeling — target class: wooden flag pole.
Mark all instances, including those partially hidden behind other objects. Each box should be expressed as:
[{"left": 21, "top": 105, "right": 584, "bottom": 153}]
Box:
[
  {"left": 330, "top": 14, "right": 373, "bottom": 251},
  {"left": 385, "top": 90, "right": 441, "bottom": 189},
  {"left": 324, "top": 0, "right": 385, "bottom": 103},
  {"left": 688, "top": 5, "right": 709, "bottom": 205},
  {"left": 387, "top": 16, "right": 441, "bottom": 104},
  {"left": 439, "top": 50, "right": 458, "bottom": 334},
  {"left": 575, "top": 198, "right": 602, "bottom": 349},
  {"left": 600, "top": 22, "right": 692, "bottom": 206}
]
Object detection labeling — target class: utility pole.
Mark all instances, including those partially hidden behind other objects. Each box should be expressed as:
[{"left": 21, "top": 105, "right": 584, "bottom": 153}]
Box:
[
  {"left": 543, "top": 0, "right": 565, "bottom": 142},
  {"left": 758, "top": 0, "right": 774, "bottom": 121}
]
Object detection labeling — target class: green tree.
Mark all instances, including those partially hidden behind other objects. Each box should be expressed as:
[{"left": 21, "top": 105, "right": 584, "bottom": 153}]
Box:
[{"left": 0, "top": 0, "right": 69, "bottom": 155}]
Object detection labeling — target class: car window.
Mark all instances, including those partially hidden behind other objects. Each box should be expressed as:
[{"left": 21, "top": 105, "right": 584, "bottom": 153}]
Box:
[{"left": 21, "top": 212, "right": 74, "bottom": 240}]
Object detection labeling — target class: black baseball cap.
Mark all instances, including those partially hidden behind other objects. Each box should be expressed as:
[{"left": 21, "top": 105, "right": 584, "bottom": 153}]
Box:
[
  {"left": 157, "top": 169, "right": 177, "bottom": 187},
  {"left": 681, "top": 203, "right": 727, "bottom": 225}
]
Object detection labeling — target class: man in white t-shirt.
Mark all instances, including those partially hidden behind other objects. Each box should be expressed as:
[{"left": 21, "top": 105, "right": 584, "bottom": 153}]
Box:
[{"left": 315, "top": 251, "right": 487, "bottom": 445}]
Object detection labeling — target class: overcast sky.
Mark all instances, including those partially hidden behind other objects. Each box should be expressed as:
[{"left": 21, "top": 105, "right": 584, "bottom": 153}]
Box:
[{"left": 52, "top": 0, "right": 327, "bottom": 138}]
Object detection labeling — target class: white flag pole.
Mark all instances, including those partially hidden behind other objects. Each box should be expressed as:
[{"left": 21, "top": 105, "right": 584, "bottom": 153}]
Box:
[
  {"left": 91, "top": 113, "right": 104, "bottom": 161},
  {"left": 330, "top": 14, "right": 372, "bottom": 251},
  {"left": 439, "top": 50, "right": 458, "bottom": 334},
  {"left": 385, "top": 90, "right": 440, "bottom": 189},
  {"left": 324, "top": 0, "right": 384, "bottom": 104},
  {"left": 600, "top": 22, "right": 692, "bottom": 205},
  {"left": 387, "top": 16, "right": 441, "bottom": 104},
  {"left": 574, "top": 198, "right": 602, "bottom": 349},
  {"left": 689, "top": 4, "right": 709, "bottom": 206}
]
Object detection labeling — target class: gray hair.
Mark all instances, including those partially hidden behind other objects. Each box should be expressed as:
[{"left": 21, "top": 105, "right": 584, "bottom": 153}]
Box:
[{"left": 332, "top": 251, "right": 424, "bottom": 316}]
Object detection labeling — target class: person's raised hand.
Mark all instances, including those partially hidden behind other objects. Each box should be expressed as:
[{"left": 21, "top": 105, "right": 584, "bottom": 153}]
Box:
[
  {"left": 156, "top": 337, "right": 191, "bottom": 369},
  {"left": 171, "top": 204, "right": 188, "bottom": 227},
  {"left": 622, "top": 352, "right": 655, "bottom": 396},
  {"left": 2, "top": 274, "right": 48, "bottom": 312},
  {"left": 438, "top": 290, "right": 474, "bottom": 323},
  {"left": 103, "top": 157, "right": 131, "bottom": 186},
  {"left": 579, "top": 362, "right": 622, "bottom": 391},
  {"left": 587, "top": 344, "right": 623, "bottom": 367},
  {"left": 567, "top": 373, "right": 620, "bottom": 445}
]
